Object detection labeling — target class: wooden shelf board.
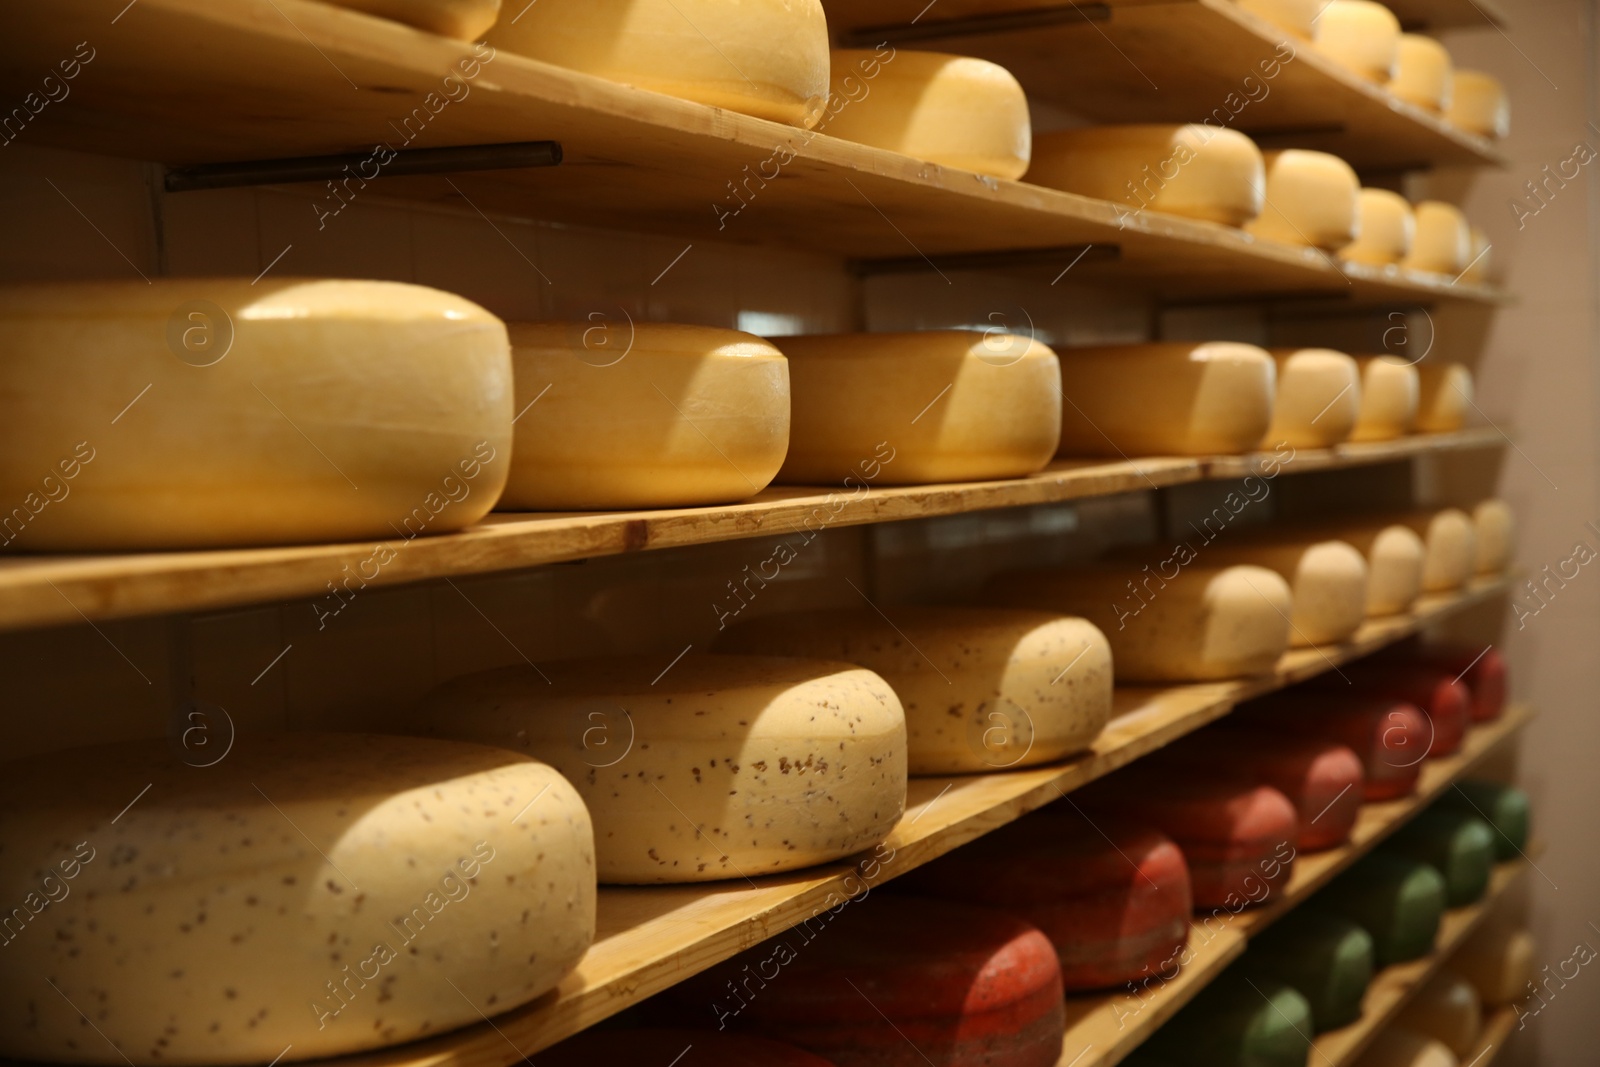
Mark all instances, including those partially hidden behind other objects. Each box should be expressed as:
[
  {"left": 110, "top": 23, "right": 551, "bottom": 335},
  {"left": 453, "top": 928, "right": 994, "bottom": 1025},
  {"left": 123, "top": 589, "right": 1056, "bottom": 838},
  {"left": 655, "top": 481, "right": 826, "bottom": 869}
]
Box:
[
  {"left": 0, "top": 429, "right": 1506, "bottom": 634},
  {"left": 1463, "top": 1005, "right": 1520, "bottom": 1065},
  {"left": 1386, "top": 0, "right": 1508, "bottom": 31}
]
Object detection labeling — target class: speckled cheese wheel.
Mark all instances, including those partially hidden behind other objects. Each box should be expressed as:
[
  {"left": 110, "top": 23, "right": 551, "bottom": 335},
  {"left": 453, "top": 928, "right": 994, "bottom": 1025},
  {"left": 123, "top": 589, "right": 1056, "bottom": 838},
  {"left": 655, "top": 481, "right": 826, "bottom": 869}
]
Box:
[
  {"left": 1440, "top": 780, "right": 1529, "bottom": 860},
  {"left": 1173, "top": 730, "right": 1365, "bottom": 850},
  {"left": 1247, "top": 149, "right": 1362, "bottom": 250},
  {"left": 1323, "top": 853, "right": 1446, "bottom": 966},
  {"left": 1056, "top": 342, "right": 1275, "bottom": 456},
  {"left": 1390, "top": 34, "right": 1454, "bottom": 112},
  {"left": 498, "top": 322, "right": 789, "bottom": 510},
  {"left": 717, "top": 607, "right": 1112, "bottom": 774},
  {"left": 1317, "top": 518, "right": 1426, "bottom": 615},
  {"left": 1402, "top": 201, "right": 1471, "bottom": 274},
  {"left": 1249, "top": 693, "right": 1429, "bottom": 801},
  {"left": 1472, "top": 499, "right": 1514, "bottom": 574},
  {"left": 1350, "top": 355, "right": 1420, "bottom": 442},
  {"left": 821, "top": 50, "right": 1031, "bottom": 179},
  {"left": 0, "top": 735, "right": 595, "bottom": 1065},
  {"left": 1027, "top": 125, "right": 1266, "bottom": 226},
  {"left": 1415, "top": 362, "right": 1474, "bottom": 432},
  {"left": 0, "top": 279, "right": 512, "bottom": 550},
  {"left": 1455, "top": 918, "right": 1535, "bottom": 1007},
  {"left": 315, "top": 0, "right": 499, "bottom": 37},
  {"left": 1448, "top": 70, "right": 1511, "bottom": 139},
  {"left": 1143, "top": 973, "right": 1313, "bottom": 1067},
  {"left": 1237, "top": 0, "right": 1322, "bottom": 37},
  {"left": 1343, "top": 189, "right": 1416, "bottom": 266},
  {"left": 1415, "top": 644, "right": 1507, "bottom": 722},
  {"left": 1201, "top": 536, "right": 1369, "bottom": 646},
  {"left": 1397, "top": 969, "right": 1484, "bottom": 1056},
  {"left": 1354, "top": 1028, "right": 1462, "bottom": 1067},
  {"left": 539, "top": 1028, "right": 839, "bottom": 1066},
  {"left": 1314, "top": 0, "right": 1402, "bottom": 82},
  {"left": 411, "top": 655, "right": 907, "bottom": 883},
  {"left": 1384, "top": 809, "right": 1496, "bottom": 906},
  {"left": 1268, "top": 348, "right": 1362, "bottom": 447},
  {"left": 1397, "top": 509, "right": 1477, "bottom": 592},
  {"left": 985, "top": 562, "right": 1293, "bottom": 682},
  {"left": 1248, "top": 909, "right": 1375, "bottom": 1031}
]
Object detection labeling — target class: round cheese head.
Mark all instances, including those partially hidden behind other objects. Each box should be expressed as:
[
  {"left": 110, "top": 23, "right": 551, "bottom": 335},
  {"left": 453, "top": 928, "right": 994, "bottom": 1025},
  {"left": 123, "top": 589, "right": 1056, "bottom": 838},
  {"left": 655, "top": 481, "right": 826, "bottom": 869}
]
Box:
[
  {"left": 775, "top": 330, "right": 1061, "bottom": 485},
  {"left": 1384, "top": 809, "right": 1495, "bottom": 907},
  {"left": 1390, "top": 34, "right": 1454, "bottom": 113},
  {"left": 718, "top": 606, "right": 1112, "bottom": 774},
  {"left": 0, "top": 278, "right": 512, "bottom": 550},
  {"left": 1236, "top": 0, "right": 1322, "bottom": 38},
  {"left": 821, "top": 49, "right": 1031, "bottom": 179},
  {"left": 1343, "top": 189, "right": 1416, "bottom": 266},
  {"left": 1327, "top": 853, "right": 1447, "bottom": 966},
  {"left": 486, "top": 0, "right": 831, "bottom": 128},
  {"left": 1415, "top": 362, "right": 1474, "bottom": 433},
  {"left": 1462, "top": 226, "right": 1492, "bottom": 284},
  {"left": 1205, "top": 537, "right": 1370, "bottom": 646},
  {"left": 1473, "top": 498, "right": 1514, "bottom": 574},
  {"left": 1353, "top": 1028, "right": 1462, "bottom": 1067},
  {"left": 1402, "top": 201, "right": 1471, "bottom": 275},
  {"left": 1247, "top": 149, "right": 1362, "bottom": 250},
  {"left": 1456, "top": 918, "right": 1535, "bottom": 1007},
  {"left": 1269, "top": 347, "right": 1361, "bottom": 448},
  {"left": 1350, "top": 355, "right": 1420, "bottom": 442},
  {"left": 315, "top": 0, "right": 500, "bottom": 38},
  {"left": 1395, "top": 508, "right": 1477, "bottom": 592},
  {"left": 1314, "top": 0, "right": 1402, "bottom": 82},
  {"left": 1249, "top": 910, "right": 1375, "bottom": 1031},
  {"left": 0, "top": 735, "right": 595, "bottom": 1065},
  {"left": 412, "top": 654, "right": 907, "bottom": 883},
  {"left": 1027, "top": 124, "right": 1266, "bottom": 227},
  {"left": 499, "top": 322, "right": 789, "bottom": 510},
  {"left": 1398, "top": 970, "right": 1483, "bottom": 1057},
  {"left": 1144, "top": 975, "right": 1313, "bottom": 1067},
  {"left": 1056, "top": 342, "right": 1275, "bottom": 457},
  {"left": 1448, "top": 70, "right": 1511, "bottom": 139}
]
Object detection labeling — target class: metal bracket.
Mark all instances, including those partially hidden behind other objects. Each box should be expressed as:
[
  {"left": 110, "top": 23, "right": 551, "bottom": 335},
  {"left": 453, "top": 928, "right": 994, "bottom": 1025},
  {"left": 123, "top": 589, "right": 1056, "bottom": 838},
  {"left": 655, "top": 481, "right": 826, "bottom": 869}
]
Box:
[
  {"left": 163, "top": 140, "right": 562, "bottom": 193},
  {"left": 848, "top": 243, "right": 1121, "bottom": 278},
  {"left": 838, "top": 3, "right": 1112, "bottom": 47}
]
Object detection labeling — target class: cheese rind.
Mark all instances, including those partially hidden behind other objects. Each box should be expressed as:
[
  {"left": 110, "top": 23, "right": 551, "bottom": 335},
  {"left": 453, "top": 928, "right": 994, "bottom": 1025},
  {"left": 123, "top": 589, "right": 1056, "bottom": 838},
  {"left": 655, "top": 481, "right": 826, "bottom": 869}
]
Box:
[
  {"left": 1402, "top": 201, "right": 1471, "bottom": 274},
  {"left": 1248, "top": 910, "right": 1375, "bottom": 1031},
  {"left": 1269, "top": 348, "right": 1361, "bottom": 448},
  {"left": 1350, "top": 355, "right": 1420, "bottom": 442},
  {"left": 1383, "top": 809, "right": 1495, "bottom": 906},
  {"left": 1145, "top": 975, "right": 1314, "bottom": 1067},
  {"left": 821, "top": 49, "right": 1031, "bottom": 179},
  {"left": 1353, "top": 1029, "right": 1462, "bottom": 1067},
  {"left": 1236, "top": 0, "right": 1322, "bottom": 38},
  {"left": 1315, "top": 520, "right": 1425, "bottom": 615},
  {"left": 1325, "top": 853, "right": 1447, "bottom": 966},
  {"left": 411, "top": 655, "right": 907, "bottom": 883},
  {"left": 1314, "top": 0, "right": 1403, "bottom": 82},
  {"left": 0, "top": 735, "right": 595, "bottom": 1065},
  {"left": 499, "top": 322, "right": 789, "bottom": 510},
  {"left": 1247, "top": 149, "right": 1362, "bottom": 250},
  {"left": 1447, "top": 70, "right": 1511, "bottom": 139},
  {"left": 1415, "top": 362, "right": 1474, "bottom": 432},
  {"left": 1472, "top": 499, "right": 1514, "bottom": 574},
  {"left": 486, "top": 0, "right": 831, "bottom": 128},
  {"left": 1342, "top": 189, "right": 1416, "bottom": 266},
  {"left": 1391, "top": 509, "right": 1477, "bottom": 592},
  {"left": 1455, "top": 920, "right": 1535, "bottom": 1007},
  {"left": 1390, "top": 34, "right": 1454, "bottom": 113},
  {"left": 1201, "top": 538, "right": 1370, "bottom": 646},
  {"left": 1397, "top": 970, "right": 1483, "bottom": 1057},
  {"left": 315, "top": 0, "right": 499, "bottom": 38}
]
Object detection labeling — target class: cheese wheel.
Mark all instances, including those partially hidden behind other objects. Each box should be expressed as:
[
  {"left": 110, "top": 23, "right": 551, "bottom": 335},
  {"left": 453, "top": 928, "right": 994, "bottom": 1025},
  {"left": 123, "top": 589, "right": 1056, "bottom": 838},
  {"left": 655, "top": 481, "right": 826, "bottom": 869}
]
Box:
[
  {"left": 486, "top": 0, "right": 830, "bottom": 128},
  {"left": 0, "top": 278, "right": 512, "bottom": 551},
  {"left": 1350, "top": 356, "right": 1420, "bottom": 442},
  {"left": 1200, "top": 537, "right": 1369, "bottom": 647},
  {"left": 540, "top": 1030, "right": 837, "bottom": 1066},
  {"left": 1415, "top": 362, "right": 1474, "bottom": 432},
  {"left": 1314, "top": 519, "right": 1426, "bottom": 615},
  {"left": 1248, "top": 910, "right": 1376, "bottom": 1031},
  {"left": 1342, "top": 189, "right": 1416, "bottom": 266},
  {"left": 1397, "top": 508, "right": 1477, "bottom": 591},
  {"left": 1447, "top": 70, "right": 1511, "bottom": 139},
  {"left": 0, "top": 735, "right": 595, "bottom": 1065},
  {"left": 1413, "top": 643, "right": 1507, "bottom": 722},
  {"left": 1472, "top": 499, "right": 1514, "bottom": 574},
  {"left": 820, "top": 50, "right": 1031, "bottom": 179},
  {"left": 1247, "top": 693, "right": 1430, "bottom": 801},
  {"left": 1314, "top": 0, "right": 1402, "bottom": 82},
  {"left": 1267, "top": 348, "right": 1361, "bottom": 448},
  {"left": 1325, "top": 853, "right": 1447, "bottom": 966},
  {"left": 1056, "top": 342, "right": 1275, "bottom": 457},
  {"left": 1247, "top": 149, "right": 1362, "bottom": 250},
  {"left": 1440, "top": 781, "right": 1530, "bottom": 861},
  {"left": 314, "top": 0, "right": 499, "bottom": 38},
  {"left": 1462, "top": 226, "right": 1492, "bottom": 284},
  {"left": 1144, "top": 974, "right": 1313, "bottom": 1067},
  {"left": 1354, "top": 1029, "right": 1461, "bottom": 1067},
  {"left": 1331, "top": 662, "right": 1470, "bottom": 757},
  {"left": 1390, "top": 35, "right": 1454, "bottom": 113},
  {"left": 1384, "top": 809, "right": 1496, "bottom": 906},
  {"left": 411, "top": 655, "right": 907, "bottom": 883},
  {"left": 775, "top": 330, "right": 1059, "bottom": 485},
  {"left": 1175, "top": 730, "right": 1365, "bottom": 850},
  {"left": 1236, "top": 0, "right": 1321, "bottom": 38},
  {"left": 1402, "top": 201, "right": 1471, "bottom": 275},
  {"left": 985, "top": 563, "right": 1293, "bottom": 682},
  {"left": 1027, "top": 125, "right": 1266, "bottom": 227},
  {"left": 718, "top": 607, "right": 1112, "bottom": 774},
  {"left": 498, "top": 322, "right": 788, "bottom": 510},
  {"left": 1397, "top": 970, "right": 1483, "bottom": 1057},
  {"left": 1455, "top": 918, "right": 1535, "bottom": 1007}
]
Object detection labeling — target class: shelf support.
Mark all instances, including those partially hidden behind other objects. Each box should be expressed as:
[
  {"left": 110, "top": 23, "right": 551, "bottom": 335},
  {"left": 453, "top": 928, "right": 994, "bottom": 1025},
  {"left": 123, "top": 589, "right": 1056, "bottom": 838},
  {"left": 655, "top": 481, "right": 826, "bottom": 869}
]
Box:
[{"left": 163, "top": 140, "right": 563, "bottom": 193}]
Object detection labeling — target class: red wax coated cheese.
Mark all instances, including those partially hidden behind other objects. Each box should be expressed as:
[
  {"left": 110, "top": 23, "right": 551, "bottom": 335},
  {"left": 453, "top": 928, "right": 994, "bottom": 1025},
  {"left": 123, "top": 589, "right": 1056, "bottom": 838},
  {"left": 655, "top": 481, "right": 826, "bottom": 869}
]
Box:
[
  {"left": 1412, "top": 644, "right": 1507, "bottom": 722},
  {"left": 539, "top": 1029, "right": 838, "bottom": 1066},
  {"left": 1321, "top": 664, "right": 1470, "bottom": 756},
  {"left": 1245, "top": 693, "right": 1430, "bottom": 801}
]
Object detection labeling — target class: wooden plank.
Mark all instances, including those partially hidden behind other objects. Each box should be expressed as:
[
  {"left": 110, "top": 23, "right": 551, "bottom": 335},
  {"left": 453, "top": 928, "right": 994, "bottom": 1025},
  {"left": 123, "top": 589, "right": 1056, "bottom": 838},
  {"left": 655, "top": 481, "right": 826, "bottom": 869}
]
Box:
[
  {"left": 1385, "top": 0, "right": 1508, "bottom": 31},
  {"left": 1462, "top": 1005, "right": 1519, "bottom": 1065}
]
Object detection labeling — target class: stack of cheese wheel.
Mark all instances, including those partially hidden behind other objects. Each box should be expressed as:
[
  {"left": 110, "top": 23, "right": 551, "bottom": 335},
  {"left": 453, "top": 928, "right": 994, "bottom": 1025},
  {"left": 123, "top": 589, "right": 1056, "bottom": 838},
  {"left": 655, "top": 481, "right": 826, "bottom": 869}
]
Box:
[
  {"left": 1241, "top": 691, "right": 1430, "bottom": 801},
  {"left": 1471, "top": 499, "right": 1515, "bottom": 574},
  {"left": 0, "top": 279, "right": 513, "bottom": 550},
  {"left": 1027, "top": 124, "right": 1266, "bottom": 226},
  {"left": 499, "top": 322, "right": 789, "bottom": 509},
  {"left": 1454, "top": 912, "right": 1536, "bottom": 1007},
  {"left": 819, "top": 49, "right": 1031, "bottom": 179},
  {"left": 1393, "top": 508, "right": 1478, "bottom": 592},
  {"left": 487, "top": 0, "right": 830, "bottom": 127},
  {"left": 1441, "top": 780, "right": 1531, "bottom": 860},
  {"left": 1055, "top": 342, "right": 1276, "bottom": 457},
  {"left": 1248, "top": 149, "right": 1363, "bottom": 250},
  {"left": 1354, "top": 1028, "right": 1462, "bottom": 1067},
  {"left": 775, "top": 330, "right": 1061, "bottom": 485},
  {"left": 1403, "top": 202, "right": 1472, "bottom": 275},
  {"left": 1319, "top": 659, "right": 1471, "bottom": 757},
  {"left": 1313, "top": 517, "right": 1427, "bottom": 615},
  {"left": 1448, "top": 70, "right": 1511, "bottom": 139},
  {"left": 985, "top": 560, "right": 1293, "bottom": 682},
  {"left": 1415, "top": 361, "right": 1475, "bottom": 432},
  {"left": 1247, "top": 909, "right": 1377, "bottom": 1031},
  {"left": 1383, "top": 808, "right": 1497, "bottom": 906},
  {"left": 1412, "top": 642, "right": 1508, "bottom": 722},
  {"left": 1236, "top": 0, "right": 1321, "bottom": 38},
  {"left": 1322, "top": 852, "right": 1447, "bottom": 966},
  {"left": 1350, "top": 355, "right": 1421, "bottom": 442},
  {"left": 540, "top": 1030, "right": 838, "bottom": 1066},
  {"left": 1314, "top": 0, "right": 1402, "bottom": 82},
  {"left": 717, "top": 606, "right": 1113, "bottom": 774},
  {"left": 896, "top": 806, "right": 1193, "bottom": 991},
  {"left": 1198, "top": 533, "right": 1370, "bottom": 647},
  {"left": 1267, "top": 347, "right": 1362, "bottom": 448},
  {"left": 1137, "top": 970, "right": 1314, "bottom": 1067},
  {"left": 1390, "top": 35, "right": 1454, "bottom": 112},
  {"left": 1397, "top": 970, "right": 1484, "bottom": 1057},
  {"left": 0, "top": 735, "right": 596, "bottom": 1064},
  {"left": 316, "top": 0, "right": 500, "bottom": 37},
  {"left": 410, "top": 655, "right": 907, "bottom": 883},
  {"left": 1343, "top": 189, "right": 1417, "bottom": 266}
]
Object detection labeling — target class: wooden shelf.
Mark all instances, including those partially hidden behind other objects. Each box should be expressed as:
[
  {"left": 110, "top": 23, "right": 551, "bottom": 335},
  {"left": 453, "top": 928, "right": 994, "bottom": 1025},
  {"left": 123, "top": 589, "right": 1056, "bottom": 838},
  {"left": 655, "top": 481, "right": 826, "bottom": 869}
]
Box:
[
  {"left": 2, "top": 1, "right": 1507, "bottom": 306},
  {"left": 1463, "top": 1005, "right": 1519, "bottom": 1066},
  {"left": 1385, "top": 0, "right": 1508, "bottom": 31},
  {"left": 822, "top": 0, "right": 1506, "bottom": 172},
  {"left": 0, "top": 427, "right": 1505, "bottom": 634}
]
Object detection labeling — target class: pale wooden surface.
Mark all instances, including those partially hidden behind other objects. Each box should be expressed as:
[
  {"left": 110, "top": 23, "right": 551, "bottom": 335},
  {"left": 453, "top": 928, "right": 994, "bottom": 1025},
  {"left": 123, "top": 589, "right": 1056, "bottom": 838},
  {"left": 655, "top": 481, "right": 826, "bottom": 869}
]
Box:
[{"left": 1463, "top": 1005, "right": 1519, "bottom": 1066}]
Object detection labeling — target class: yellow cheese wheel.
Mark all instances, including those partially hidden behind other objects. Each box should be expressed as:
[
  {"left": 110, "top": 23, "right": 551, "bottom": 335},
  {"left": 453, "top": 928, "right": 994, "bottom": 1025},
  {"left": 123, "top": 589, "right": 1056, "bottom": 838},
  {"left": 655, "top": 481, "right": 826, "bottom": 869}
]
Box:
[
  {"left": 1396, "top": 970, "right": 1483, "bottom": 1057},
  {"left": 1269, "top": 347, "right": 1361, "bottom": 448},
  {"left": 1350, "top": 355, "right": 1420, "bottom": 442},
  {"left": 1236, "top": 0, "right": 1321, "bottom": 38},
  {"left": 0, "top": 735, "right": 595, "bottom": 1065},
  {"left": 498, "top": 322, "right": 788, "bottom": 510},
  {"left": 1402, "top": 201, "right": 1471, "bottom": 275},
  {"left": 1247, "top": 149, "right": 1362, "bottom": 250},
  {"left": 775, "top": 330, "right": 1061, "bottom": 485},
  {"left": 1394, "top": 508, "right": 1477, "bottom": 592},
  {"left": 1027, "top": 125, "right": 1266, "bottom": 227},
  {"left": 1319, "top": 520, "right": 1427, "bottom": 615},
  {"left": 1057, "top": 342, "right": 1275, "bottom": 457},
  {"left": 718, "top": 607, "right": 1113, "bottom": 774},
  {"left": 1390, "top": 34, "right": 1454, "bottom": 113},
  {"left": 821, "top": 50, "right": 1031, "bottom": 179},
  {"left": 315, "top": 0, "right": 499, "bottom": 38},
  {"left": 1454, "top": 919, "right": 1535, "bottom": 1007},
  {"left": 1353, "top": 1028, "right": 1461, "bottom": 1067},
  {"left": 0, "top": 278, "right": 511, "bottom": 551},
  {"left": 1462, "top": 227, "right": 1492, "bottom": 284},
  {"left": 486, "top": 0, "right": 830, "bottom": 128},
  {"left": 1447, "top": 70, "right": 1511, "bottom": 139},
  {"left": 1473, "top": 499, "right": 1515, "bottom": 575},
  {"left": 1201, "top": 537, "right": 1369, "bottom": 646},
  {"left": 1343, "top": 189, "right": 1416, "bottom": 266},
  {"left": 412, "top": 655, "right": 907, "bottom": 883},
  {"left": 1415, "top": 362, "right": 1474, "bottom": 432},
  {"left": 1314, "top": 0, "right": 1402, "bottom": 82},
  {"left": 985, "top": 562, "right": 1293, "bottom": 682}
]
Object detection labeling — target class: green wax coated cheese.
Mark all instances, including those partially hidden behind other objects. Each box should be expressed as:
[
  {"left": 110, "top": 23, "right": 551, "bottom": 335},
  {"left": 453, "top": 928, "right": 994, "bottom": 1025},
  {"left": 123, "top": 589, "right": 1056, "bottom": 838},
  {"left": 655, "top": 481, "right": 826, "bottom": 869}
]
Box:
[
  {"left": 1145, "top": 972, "right": 1314, "bottom": 1067},
  {"left": 1384, "top": 808, "right": 1495, "bottom": 907},
  {"left": 1441, "top": 780, "right": 1530, "bottom": 861},
  {"left": 1248, "top": 909, "right": 1375, "bottom": 1032},
  {"left": 1321, "top": 853, "right": 1446, "bottom": 967}
]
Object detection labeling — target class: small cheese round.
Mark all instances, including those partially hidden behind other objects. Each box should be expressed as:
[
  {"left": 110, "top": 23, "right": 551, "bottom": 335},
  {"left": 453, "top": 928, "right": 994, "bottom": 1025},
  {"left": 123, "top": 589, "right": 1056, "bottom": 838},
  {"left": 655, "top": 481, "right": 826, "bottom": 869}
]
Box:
[
  {"left": 1397, "top": 970, "right": 1483, "bottom": 1057},
  {"left": 1350, "top": 355, "right": 1420, "bottom": 442},
  {"left": 1057, "top": 342, "right": 1275, "bottom": 456},
  {"left": 0, "top": 735, "right": 595, "bottom": 1065},
  {"left": 1269, "top": 347, "right": 1361, "bottom": 448},
  {"left": 1342, "top": 189, "right": 1416, "bottom": 266},
  {"left": 1440, "top": 780, "right": 1529, "bottom": 859},
  {"left": 1448, "top": 70, "right": 1511, "bottom": 139},
  {"left": 1462, "top": 227, "right": 1492, "bottom": 284},
  {"left": 1318, "top": 519, "right": 1426, "bottom": 615},
  {"left": 820, "top": 50, "right": 1031, "bottom": 179},
  {"left": 1400, "top": 508, "right": 1477, "bottom": 592},
  {"left": 1384, "top": 809, "right": 1495, "bottom": 906},
  {"left": 1472, "top": 499, "right": 1514, "bottom": 574},
  {"left": 1402, "top": 201, "right": 1471, "bottom": 275},
  {"left": 1249, "top": 910, "right": 1375, "bottom": 1031},
  {"left": 486, "top": 0, "right": 831, "bottom": 128},
  {"left": 1252, "top": 693, "right": 1429, "bottom": 800},
  {"left": 0, "top": 278, "right": 512, "bottom": 550},
  {"left": 1027, "top": 125, "right": 1266, "bottom": 227},
  {"left": 1144, "top": 975, "right": 1313, "bottom": 1067},
  {"left": 1203, "top": 537, "right": 1370, "bottom": 646},
  {"left": 1179, "top": 731, "right": 1366, "bottom": 850},
  {"left": 412, "top": 655, "right": 907, "bottom": 883},
  {"left": 1390, "top": 34, "right": 1454, "bottom": 113},
  {"left": 1455, "top": 919, "right": 1535, "bottom": 1007},
  {"left": 1326, "top": 853, "right": 1446, "bottom": 966},
  {"left": 1236, "top": 0, "right": 1322, "bottom": 38},
  {"left": 1415, "top": 362, "right": 1474, "bottom": 432},
  {"left": 499, "top": 322, "right": 788, "bottom": 510},
  {"left": 315, "top": 0, "right": 499, "bottom": 38},
  {"left": 718, "top": 607, "right": 1113, "bottom": 774},
  {"left": 1314, "top": 0, "right": 1402, "bottom": 82},
  {"left": 1247, "top": 149, "right": 1362, "bottom": 250},
  {"left": 775, "top": 330, "right": 1061, "bottom": 485},
  {"left": 1354, "top": 1028, "right": 1462, "bottom": 1067}
]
